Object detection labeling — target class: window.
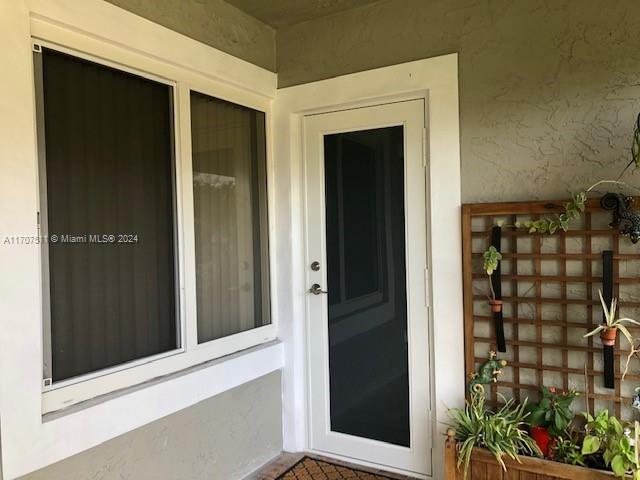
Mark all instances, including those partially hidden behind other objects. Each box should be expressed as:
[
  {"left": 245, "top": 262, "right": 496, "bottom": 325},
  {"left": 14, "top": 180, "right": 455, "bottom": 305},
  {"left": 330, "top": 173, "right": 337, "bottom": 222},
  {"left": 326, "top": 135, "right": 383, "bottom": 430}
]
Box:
[
  {"left": 190, "top": 92, "right": 271, "bottom": 344},
  {"left": 2, "top": 4, "right": 283, "bottom": 474},
  {"left": 34, "top": 44, "right": 273, "bottom": 398},
  {"left": 36, "top": 47, "right": 179, "bottom": 383}
]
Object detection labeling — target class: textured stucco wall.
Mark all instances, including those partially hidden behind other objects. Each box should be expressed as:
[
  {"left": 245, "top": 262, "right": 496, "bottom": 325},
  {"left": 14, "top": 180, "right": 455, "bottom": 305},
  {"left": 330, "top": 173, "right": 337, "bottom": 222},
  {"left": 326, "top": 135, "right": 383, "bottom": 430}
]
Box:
[
  {"left": 20, "top": 372, "right": 282, "bottom": 480},
  {"left": 105, "top": 0, "right": 276, "bottom": 71},
  {"left": 277, "top": 0, "right": 640, "bottom": 202},
  {"left": 224, "top": 0, "right": 381, "bottom": 28}
]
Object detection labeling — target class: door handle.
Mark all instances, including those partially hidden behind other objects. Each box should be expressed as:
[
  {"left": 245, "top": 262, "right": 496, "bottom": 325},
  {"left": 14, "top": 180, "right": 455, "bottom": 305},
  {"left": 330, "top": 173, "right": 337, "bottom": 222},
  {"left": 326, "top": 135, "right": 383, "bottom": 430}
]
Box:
[{"left": 309, "top": 283, "right": 328, "bottom": 295}]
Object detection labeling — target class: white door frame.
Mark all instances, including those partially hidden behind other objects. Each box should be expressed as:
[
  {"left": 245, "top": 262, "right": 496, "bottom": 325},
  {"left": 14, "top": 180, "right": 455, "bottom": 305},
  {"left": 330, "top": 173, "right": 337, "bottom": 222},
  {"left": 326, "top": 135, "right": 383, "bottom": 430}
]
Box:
[
  {"left": 272, "top": 54, "right": 464, "bottom": 480},
  {"left": 303, "top": 100, "right": 431, "bottom": 476}
]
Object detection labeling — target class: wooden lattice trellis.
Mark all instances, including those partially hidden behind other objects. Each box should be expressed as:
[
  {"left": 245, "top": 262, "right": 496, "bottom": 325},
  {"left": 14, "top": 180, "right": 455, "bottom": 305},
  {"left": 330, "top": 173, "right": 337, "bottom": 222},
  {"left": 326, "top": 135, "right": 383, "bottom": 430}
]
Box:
[{"left": 462, "top": 198, "right": 640, "bottom": 420}]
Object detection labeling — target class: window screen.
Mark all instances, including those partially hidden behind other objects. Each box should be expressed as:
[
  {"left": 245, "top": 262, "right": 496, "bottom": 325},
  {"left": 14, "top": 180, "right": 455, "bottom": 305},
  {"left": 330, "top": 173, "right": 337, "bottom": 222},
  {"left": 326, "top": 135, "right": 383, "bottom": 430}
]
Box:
[
  {"left": 190, "top": 92, "right": 270, "bottom": 343},
  {"left": 37, "top": 47, "right": 178, "bottom": 382}
]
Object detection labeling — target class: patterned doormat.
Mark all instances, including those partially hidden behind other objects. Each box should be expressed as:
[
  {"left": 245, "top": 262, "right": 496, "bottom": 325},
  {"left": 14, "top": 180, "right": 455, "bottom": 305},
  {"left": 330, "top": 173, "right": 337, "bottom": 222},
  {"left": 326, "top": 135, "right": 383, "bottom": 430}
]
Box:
[{"left": 276, "top": 456, "right": 395, "bottom": 479}]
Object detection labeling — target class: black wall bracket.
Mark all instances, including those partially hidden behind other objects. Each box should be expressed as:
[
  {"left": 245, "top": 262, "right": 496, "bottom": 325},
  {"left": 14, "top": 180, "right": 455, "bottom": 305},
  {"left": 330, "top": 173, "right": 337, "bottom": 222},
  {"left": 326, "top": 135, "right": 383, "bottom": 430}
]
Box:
[
  {"left": 491, "top": 226, "right": 506, "bottom": 352},
  {"left": 602, "top": 250, "right": 615, "bottom": 389}
]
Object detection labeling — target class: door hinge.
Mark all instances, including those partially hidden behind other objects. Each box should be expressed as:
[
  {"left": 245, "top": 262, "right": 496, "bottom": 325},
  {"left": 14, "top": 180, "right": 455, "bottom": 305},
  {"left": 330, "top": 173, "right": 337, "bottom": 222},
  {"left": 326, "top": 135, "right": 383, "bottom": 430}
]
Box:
[{"left": 422, "top": 127, "right": 428, "bottom": 167}]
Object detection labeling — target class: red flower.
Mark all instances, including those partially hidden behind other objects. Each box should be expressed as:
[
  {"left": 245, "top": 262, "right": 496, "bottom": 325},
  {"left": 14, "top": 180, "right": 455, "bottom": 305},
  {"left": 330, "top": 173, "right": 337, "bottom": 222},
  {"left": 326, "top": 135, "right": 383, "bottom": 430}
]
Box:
[{"left": 548, "top": 387, "right": 556, "bottom": 393}]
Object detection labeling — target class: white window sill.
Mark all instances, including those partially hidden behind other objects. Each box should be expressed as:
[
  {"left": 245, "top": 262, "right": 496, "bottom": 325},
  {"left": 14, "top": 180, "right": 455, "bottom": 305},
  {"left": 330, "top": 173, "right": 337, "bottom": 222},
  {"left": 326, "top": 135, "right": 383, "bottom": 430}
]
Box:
[{"left": 43, "top": 325, "right": 278, "bottom": 413}]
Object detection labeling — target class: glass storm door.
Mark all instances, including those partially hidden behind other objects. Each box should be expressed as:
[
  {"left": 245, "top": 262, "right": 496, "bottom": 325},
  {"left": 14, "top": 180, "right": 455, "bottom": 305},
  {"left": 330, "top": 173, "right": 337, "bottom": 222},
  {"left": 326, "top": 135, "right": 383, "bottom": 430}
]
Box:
[{"left": 304, "top": 100, "right": 432, "bottom": 476}]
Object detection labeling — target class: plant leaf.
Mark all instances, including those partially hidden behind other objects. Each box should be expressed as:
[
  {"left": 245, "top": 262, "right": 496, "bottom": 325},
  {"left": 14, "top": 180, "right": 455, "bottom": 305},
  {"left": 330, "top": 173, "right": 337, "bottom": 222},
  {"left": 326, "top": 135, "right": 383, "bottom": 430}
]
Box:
[
  {"left": 584, "top": 325, "right": 605, "bottom": 338},
  {"left": 617, "top": 324, "right": 634, "bottom": 346},
  {"left": 599, "top": 290, "right": 612, "bottom": 325},
  {"left": 619, "top": 317, "right": 640, "bottom": 326},
  {"left": 582, "top": 435, "right": 601, "bottom": 455},
  {"left": 611, "top": 454, "right": 627, "bottom": 476}
]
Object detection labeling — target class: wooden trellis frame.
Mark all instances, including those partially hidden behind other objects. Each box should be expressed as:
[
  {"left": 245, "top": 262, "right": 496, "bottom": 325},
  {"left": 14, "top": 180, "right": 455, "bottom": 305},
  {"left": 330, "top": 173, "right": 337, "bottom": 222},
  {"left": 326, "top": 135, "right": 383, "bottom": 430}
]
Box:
[{"left": 462, "top": 198, "right": 640, "bottom": 419}]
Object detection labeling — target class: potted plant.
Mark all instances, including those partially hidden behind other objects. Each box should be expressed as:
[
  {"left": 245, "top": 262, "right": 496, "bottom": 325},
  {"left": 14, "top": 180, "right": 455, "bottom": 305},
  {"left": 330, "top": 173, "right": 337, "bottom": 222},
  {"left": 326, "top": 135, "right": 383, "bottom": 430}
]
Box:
[
  {"left": 526, "top": 386, "right": 579, "bottom": 457},
  {"left": 584, "top": 290, "right": 640, "bottom": 347},
  {"left": 482, "top": 246, "right": 503, "bottom": 313},
  {"left": 447, "top": 386, "right": 541, "bottom": 478}
]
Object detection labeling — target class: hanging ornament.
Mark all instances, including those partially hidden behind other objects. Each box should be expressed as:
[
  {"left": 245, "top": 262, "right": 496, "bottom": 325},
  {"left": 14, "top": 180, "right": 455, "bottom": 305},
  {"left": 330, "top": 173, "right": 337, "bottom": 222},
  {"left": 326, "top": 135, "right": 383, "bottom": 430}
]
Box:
[{"left": 601, "top": 193, "right": 640, "bottom": 243}]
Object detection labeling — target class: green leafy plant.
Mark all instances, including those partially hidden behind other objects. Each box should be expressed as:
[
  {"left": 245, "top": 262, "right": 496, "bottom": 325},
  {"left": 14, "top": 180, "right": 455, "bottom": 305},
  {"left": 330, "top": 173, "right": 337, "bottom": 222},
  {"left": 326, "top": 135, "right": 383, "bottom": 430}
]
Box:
[
  {"left": 633, "top": 113, "right": 640, "bottom": 170},
  {"left": 526, "top": 386, "right": 579, "bottom": 437},
  {"left": 581, "top": 410, "right": 623, "bottom": 456},
  {"left": 580, "top": 410, "right": 640, "bottom": 477},
  {"left": 515, "top": 192, "right": 587, "bottom": 234},
  {"left": 447, "top": 387, "right": 541, "bottom": 478},
  {"left": 482, "top": 246, "right": 502, "bottom": 301},
  {"left": 550, "top": 435, "right": 586, "bottom": 467},
  {"left": 584, "top": 290, "right": 640, "bottom": 346},
  {"left": 619, "top": 111, "right": 640, "bottom": 176},
  {"left": 603, "top": 424, "right": 640, "bottom": 479}
]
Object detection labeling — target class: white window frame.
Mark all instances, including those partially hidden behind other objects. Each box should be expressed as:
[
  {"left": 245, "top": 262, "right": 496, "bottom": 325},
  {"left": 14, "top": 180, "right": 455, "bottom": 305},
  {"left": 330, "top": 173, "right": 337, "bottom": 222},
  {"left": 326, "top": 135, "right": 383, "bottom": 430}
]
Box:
[
  {"left": 36, "top": 38, "right": 276, "bottom": 413},
  {"left": 0, "top": 1, "right": 281, "bottom": 478}
]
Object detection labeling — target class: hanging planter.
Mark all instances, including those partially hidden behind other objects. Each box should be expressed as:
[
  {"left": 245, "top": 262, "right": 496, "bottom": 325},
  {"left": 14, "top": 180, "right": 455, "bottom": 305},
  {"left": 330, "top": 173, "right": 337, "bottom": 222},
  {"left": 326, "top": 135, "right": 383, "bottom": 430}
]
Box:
[
  {"left": 483, "top": 246, "right": 502, "bottom": 313},
  {"left": 584, "top": 290, "right": 639, "bottom": 347},
  {"left": 599, "top": 326, "right": 618, "bottom": 347},
  {"left": 488, "top": 298, "right": 503, "bottom": 313}
]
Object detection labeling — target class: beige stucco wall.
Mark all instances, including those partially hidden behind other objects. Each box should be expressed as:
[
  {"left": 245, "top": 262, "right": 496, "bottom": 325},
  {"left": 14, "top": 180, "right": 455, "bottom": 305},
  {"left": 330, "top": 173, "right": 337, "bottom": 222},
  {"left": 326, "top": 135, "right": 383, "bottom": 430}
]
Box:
[
  {"left": 105, "top": 0, "right": 276, "bottom": 71},
  {"left": 20, "top": 372, "right": 282, "bottom": 480},
  {"left": 277, "top": 0, "right": 640, "bottom": 203}
]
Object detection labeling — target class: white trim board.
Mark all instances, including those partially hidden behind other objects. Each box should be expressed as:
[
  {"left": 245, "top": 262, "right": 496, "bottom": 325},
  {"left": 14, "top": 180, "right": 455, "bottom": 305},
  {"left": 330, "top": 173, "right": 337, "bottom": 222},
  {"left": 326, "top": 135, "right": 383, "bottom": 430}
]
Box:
[
  {"left": 28, "top": 0, "right": 276, "bottom": 98},
  {"left": 272, "top": 54, "right": 464, "bottom": 480}
]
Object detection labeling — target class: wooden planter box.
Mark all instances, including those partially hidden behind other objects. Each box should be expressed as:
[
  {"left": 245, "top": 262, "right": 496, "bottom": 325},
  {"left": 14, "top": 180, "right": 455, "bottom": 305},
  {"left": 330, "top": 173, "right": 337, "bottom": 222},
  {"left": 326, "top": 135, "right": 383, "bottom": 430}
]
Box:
[{"left": 444, "top": 433, "right": 615, "bottom": 480}]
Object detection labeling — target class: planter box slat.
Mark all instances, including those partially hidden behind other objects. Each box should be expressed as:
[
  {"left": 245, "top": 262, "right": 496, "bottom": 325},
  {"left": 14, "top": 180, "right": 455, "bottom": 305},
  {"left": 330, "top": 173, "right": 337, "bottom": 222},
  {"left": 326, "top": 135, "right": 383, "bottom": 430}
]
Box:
[{"left": 486, "top": 462, "right": 503, "bottom": 479}]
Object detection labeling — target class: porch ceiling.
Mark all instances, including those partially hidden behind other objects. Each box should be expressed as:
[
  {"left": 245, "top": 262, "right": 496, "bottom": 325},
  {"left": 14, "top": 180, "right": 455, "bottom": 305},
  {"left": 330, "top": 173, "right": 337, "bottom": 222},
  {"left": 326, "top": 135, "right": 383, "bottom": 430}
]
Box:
[{"left": 224, "top": 0, "right": 381, "bottom": 28}]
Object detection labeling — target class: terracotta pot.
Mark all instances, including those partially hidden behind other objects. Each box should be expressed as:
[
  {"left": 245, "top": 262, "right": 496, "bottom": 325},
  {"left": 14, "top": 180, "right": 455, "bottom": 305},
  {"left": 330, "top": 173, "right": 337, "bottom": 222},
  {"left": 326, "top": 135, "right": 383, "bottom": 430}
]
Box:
[
  {"left": 600, "top": 326, "right": 617, "bottom": 346},
  {"left": 529, "top": 426, "right": 551, "bottom": 457},
  {"left": 488, "top": 299, "right": 503, "bottom": 313}
]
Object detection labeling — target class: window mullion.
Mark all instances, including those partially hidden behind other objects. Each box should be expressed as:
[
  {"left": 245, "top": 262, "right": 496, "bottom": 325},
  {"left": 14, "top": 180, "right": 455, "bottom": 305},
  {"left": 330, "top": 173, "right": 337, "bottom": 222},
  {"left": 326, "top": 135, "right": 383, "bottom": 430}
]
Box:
[{"left": 177, "top": 83, "right": 199, "bottom": 351}]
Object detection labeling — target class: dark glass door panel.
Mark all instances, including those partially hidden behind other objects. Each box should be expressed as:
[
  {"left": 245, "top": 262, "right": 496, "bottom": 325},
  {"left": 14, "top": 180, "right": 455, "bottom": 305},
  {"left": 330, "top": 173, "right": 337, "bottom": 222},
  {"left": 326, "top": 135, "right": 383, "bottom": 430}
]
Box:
[{"left": 324, "top": 126, "right": 410, "bottom": 447}]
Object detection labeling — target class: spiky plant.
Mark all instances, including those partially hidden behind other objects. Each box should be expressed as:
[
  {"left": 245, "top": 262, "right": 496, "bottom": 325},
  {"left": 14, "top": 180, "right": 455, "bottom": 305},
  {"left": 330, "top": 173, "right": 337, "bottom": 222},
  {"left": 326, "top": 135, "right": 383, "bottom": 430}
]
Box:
[
  {"left": 447, "top": 387, "right": 541, "bottom": 479},
  {"left": 584, "top": 290, "right": 640, "bottom": 346}
]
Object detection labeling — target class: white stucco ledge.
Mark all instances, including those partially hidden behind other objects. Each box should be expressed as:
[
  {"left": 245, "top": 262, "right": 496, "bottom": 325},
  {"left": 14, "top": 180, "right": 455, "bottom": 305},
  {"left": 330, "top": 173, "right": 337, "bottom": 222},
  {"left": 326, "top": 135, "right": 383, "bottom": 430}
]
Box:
[{"left": 15, "top": 340, "right": 284, "bottom": 479}]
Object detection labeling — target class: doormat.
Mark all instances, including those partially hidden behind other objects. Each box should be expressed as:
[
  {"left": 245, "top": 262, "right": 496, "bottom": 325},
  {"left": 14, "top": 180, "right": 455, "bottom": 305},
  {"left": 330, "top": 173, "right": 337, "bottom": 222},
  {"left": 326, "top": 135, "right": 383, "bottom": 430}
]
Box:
[{"left": 276, "top": 456, "right": 396, "bottom": 480}]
